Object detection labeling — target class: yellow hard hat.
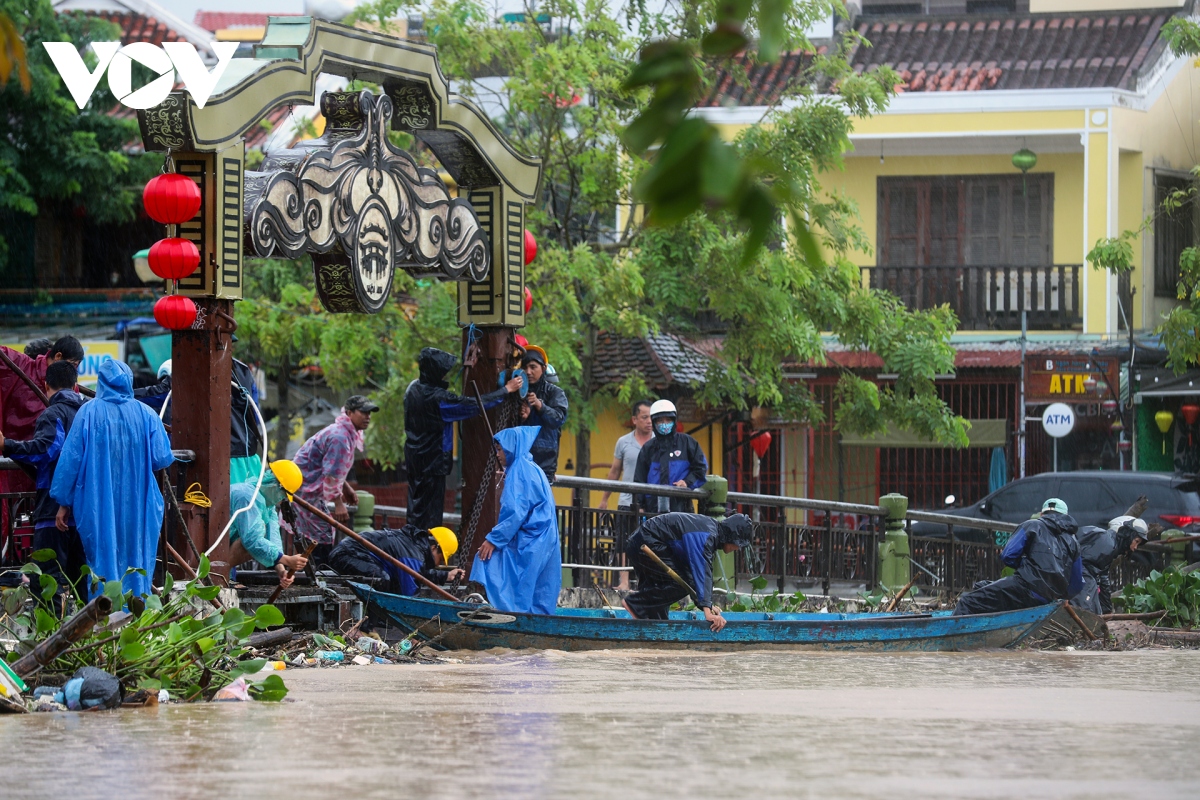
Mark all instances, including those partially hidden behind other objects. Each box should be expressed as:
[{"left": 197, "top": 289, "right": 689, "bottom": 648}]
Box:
[
  {"left": 429, "top": 526, "right": 458, "bottom": 559},
  {"left": 269, "top": 459, "right": 303, "bottom": 497}
]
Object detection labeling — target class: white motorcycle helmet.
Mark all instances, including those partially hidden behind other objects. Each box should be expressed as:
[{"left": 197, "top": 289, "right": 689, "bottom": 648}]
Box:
[
  {"left": 1108, "top": 515, "right": 1149, "bottom": 540},
  {"left": 649, "top": 399, "right": 677, "bottom": 420}
]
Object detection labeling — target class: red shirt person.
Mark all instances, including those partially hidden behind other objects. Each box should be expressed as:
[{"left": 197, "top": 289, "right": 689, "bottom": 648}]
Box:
[{"left": 0, "top": 337, "right": 86, "bottom": 526}]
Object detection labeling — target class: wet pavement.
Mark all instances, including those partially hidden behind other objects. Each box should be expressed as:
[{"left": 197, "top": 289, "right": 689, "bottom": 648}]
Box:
[{"left": 3, "top": 649, "right": 1199, "bottom": 799}]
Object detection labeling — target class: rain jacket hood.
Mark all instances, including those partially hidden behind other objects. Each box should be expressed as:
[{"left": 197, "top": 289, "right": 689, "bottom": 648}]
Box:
[
  {"left": 96, "top": 359, "right": 133, "bottom": 402},
  {"left": 51, "top": 358, "right": 174, "bottom": 597},
  {"left": 470, "top": 425, "right": 562, "bottom": 614},
  {"left": 497, "top": 426, "right": 539, "bottom": 465},
  {"left": 418, "top": 347, "right": 457, "bottom": 388}
]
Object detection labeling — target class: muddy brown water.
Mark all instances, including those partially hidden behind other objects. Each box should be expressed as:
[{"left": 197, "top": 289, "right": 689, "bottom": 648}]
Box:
[{"left": 2, "top": 649, "right": 1199, "bottom": 799}]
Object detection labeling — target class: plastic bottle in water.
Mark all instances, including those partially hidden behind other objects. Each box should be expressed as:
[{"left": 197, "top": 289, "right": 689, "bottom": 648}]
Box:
[{"left": 315, "top": 650, "right": 344, "bottom": 662}]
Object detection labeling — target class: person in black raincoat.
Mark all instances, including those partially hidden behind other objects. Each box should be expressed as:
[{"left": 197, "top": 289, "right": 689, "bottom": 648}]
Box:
[
  {"left": 622, "top": 512, "right": 753, "bottom": 631},
  {"left": 633, "top": 400, "right": 708, "bottom": 514},
  {"left": 1072, "top": 515, "right": 1149, "bottom": 614},
  {"left": 404, "top": 348, "right": 522, "bottom": 529},
  {"left": 0, "top": 361, "right": 86, "bottom": 598},
  {"left": 517, "top": 346, "right": 568, "bottom": 482},
  {"left": 328, "top": 525, "right": 464, "bottom": 596},
  {"left": 954, "top": 498, "right": 1083, "bottom": 615}
]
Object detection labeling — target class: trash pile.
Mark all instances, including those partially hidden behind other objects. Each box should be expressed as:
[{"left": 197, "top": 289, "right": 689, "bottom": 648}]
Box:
[
  {"left": 0, "top": 553, "right": 289, "bottom": 713},
  {"left": 253, "top": 628, "right": 442, "bottom": 667}
]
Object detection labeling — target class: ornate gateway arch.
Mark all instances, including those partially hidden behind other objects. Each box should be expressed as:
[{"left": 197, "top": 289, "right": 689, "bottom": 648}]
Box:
[{"left": 137, "top": 17, "right": 542, "bottom": 569}]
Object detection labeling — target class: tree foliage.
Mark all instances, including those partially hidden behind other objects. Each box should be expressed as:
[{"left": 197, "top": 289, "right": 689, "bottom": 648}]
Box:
[
  {"left": 340, "top": 0, "right": 967, "bottom": 460},
  {"left": 0, "top": 0, "right": 157, "bottom": 270}
]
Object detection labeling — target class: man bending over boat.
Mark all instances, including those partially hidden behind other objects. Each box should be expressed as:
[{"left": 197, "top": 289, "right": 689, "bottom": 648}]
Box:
[
  {"left": 470, "top": 427, "right": 562, "bottom": 614},
  {"left": 622, "top": 512, "right": 753, "bottom": 632},
  {"left": 953, "top": 498, "right": 1083, "bottom": 616},
  {"left": 329, "top": 524, "right": 463, "bottom": 595},
  {"left": 1071, "top": 515, "right": 1149, "bottom": 614}
]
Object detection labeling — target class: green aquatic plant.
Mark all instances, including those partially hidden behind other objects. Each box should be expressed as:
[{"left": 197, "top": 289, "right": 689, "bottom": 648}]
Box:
[
  {"left": 1, "top": 551, "right": 288, "bottom": 701},
  {"left": 726, "top": 576, "right": 808, "bottom": 613},
  {"left": 1115, "top": 569, "right": 1200, "bottom": 628}
]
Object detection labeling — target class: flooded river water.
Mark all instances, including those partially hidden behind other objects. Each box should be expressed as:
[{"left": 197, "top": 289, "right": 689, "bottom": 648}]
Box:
[{"left": 3, "top": 649, "right": 1199, "bottom": 799}]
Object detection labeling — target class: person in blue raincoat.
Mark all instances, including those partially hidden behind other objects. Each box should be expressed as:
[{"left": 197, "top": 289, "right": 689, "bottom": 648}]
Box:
[
  {"left": 471, "top": 426, "right": 561, "bottom": 615},
  {"left": 50, "top": 360, "right": 173, "bottom": 597}
]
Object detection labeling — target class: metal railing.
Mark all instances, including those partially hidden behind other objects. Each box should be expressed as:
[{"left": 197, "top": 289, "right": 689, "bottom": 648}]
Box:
[
  {"left": 863, "top": 263, "right": 1082, "bottom": 330},
  {"left": 552, "top": 476, "right": 1022, "bottom": 596}
]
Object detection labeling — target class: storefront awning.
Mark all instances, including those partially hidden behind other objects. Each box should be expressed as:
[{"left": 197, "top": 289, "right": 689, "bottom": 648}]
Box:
[
  {"left": 1134, "top": 371, "right": 1200, "bottom": 403},
  {"left": 840, "top": 419, "right": 1008, "bottom": 449}
]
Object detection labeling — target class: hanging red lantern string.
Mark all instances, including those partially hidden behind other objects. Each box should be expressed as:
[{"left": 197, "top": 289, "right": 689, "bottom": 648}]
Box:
[
  {"left": 154, "top": 294, "right": 197, "bottom": 330},
  {"left": 148, "top": 237, "right": 200, "bottom": 281},
  {"left": 523, "top": 229, "right": 537, "bottom": 266},
  {"left": 524, "top": 286, "right": 533, "bottom": 314},
  {"left": 144, "top": 173, "right": 201, "bottom": 225}
]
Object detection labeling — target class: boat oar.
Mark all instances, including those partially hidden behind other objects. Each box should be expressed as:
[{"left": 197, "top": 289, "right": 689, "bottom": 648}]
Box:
[
  {"left": 640, "top": 544, "right": 699, "bottom": 604},
  {"left": 290, "top": 495, "right": 459, "bottom": 602},
  {"left": 1062, "top": 600, "right": 1098, "bottom": 641},
  {"left": 0, "top": 347, "right": 50, "bottom": 406},
  {"left": 266, "top": 540, "right": 318, "bottom": 605},
  {"left": 885, "top": 576, "right": 918, "bottom": 612}
]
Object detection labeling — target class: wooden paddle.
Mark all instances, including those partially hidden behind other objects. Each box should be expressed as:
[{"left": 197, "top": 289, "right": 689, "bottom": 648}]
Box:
[
  {"left": 266, "top": 539, "right": 318, "bottom": 605},
  {"left": 640, "top": 544, "right": 700, "bottom": 603},
  {"left": 290, "top": 495, "right": 459, "bottom": 602}
]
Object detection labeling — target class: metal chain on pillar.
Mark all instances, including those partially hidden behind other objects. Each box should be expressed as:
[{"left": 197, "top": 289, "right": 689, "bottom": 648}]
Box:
[{"left": 456, "top": 395, "right": 518, "bottom": 568}]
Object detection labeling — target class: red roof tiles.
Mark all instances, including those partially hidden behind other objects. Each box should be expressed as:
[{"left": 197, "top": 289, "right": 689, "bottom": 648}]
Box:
[
  {"left": 699, "top": 50, "right": 820, "bottom": 108},
  {"left": 193, "top": 12, "right": 302, "bottom": 32},
  {"left": 853, "top": 11, "right": 1170, "bottom": 92},
  {"left": 88, "top": 11, "right": 183, "bottom": 46}
]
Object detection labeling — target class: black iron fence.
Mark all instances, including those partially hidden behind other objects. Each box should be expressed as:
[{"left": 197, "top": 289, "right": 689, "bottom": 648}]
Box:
[{"left": 863, "top": 263, "right": 1083, "bottom": 330}]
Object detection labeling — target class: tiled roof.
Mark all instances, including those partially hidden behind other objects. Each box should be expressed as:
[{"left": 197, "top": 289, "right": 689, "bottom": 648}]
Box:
[
  {"left": 698, "top": 49, "right": 819, "bottom": 108},
  {"left": 88, "top": 10, "right": 182, "bottom": 45},
  {"left": 592, "top": 332, "right": 717, "bottom": 392},
  {"left": 194, "top": 11, "right": 302, "bottom": 31},
  {"left": 852, "top": 12, "right": 1171, "bottom": 92}
]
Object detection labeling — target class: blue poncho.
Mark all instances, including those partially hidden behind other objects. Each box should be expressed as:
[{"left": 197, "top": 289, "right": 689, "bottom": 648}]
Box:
[
  {"left": 51, "top": 360, "right": 174, "bottom": 597},
  {"left": 470, "top": 426, "right": 561, "bottom": 615}
]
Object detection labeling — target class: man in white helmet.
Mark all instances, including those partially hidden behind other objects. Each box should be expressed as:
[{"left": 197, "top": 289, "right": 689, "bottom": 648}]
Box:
[
  {"left": 1071, "top": 515, "right": 1150, "bottom": 614},
  {"left": 632, "top": 399, "right": 708, "bottom": 514}
]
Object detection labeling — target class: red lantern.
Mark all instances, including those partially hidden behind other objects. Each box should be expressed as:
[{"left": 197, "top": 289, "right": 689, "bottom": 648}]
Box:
[
  {"left": 154, "top": 295, "right": 197, "bottom": 330},
  {"left": 750, "top": 431, "right": 772, "bottom": 459},
  {"left": 523, "top": 229, "right": 537, "bottom": 266},
  {"left": 1182, "top": 404, "right": 1200, "bottom": 426},
  {"left": 148, "top": 237, "right": 200, "bottom": 280},
  {"left": 524, "top": 286, "right": 533, "bottom": 314},
  {"left": 143, "top": 173, "right": 201, "bottom": 225}
]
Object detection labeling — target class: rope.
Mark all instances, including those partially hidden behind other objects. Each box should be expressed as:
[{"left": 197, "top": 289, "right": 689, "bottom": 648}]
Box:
[{"left": 183, "top": 483, "right": 212, "bottom": 508}]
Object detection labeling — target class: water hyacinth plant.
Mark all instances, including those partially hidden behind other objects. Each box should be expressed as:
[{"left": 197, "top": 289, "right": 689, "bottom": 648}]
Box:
[
  {"left": 1115, "top": 569, "right": 1200, "bottom": 628},
  {"left": 1, "top": 550, "right": 288, "bottom": 702}
]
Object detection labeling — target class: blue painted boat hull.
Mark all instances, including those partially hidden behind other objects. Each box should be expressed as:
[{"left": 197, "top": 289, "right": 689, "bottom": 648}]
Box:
[{"left": 349, "top": 584, "right": 1059, "bottom": 652}]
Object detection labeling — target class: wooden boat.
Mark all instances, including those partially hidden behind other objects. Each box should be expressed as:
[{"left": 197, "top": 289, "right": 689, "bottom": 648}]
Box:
[{"left": 349, "top": 582, "right": 1064, "bottom": 652}]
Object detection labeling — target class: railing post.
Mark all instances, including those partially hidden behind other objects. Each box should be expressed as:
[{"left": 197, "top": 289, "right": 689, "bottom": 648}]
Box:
[
  {"left": 948, "top": 523, "right": 956, "bottom": 595},
  {"left": 571, "top": 487, "right": 585, "bottom": 588},
  {"left": 877, "top": 494, "right": 910, "bottom": 593},
  {"left": 822, "top": 514, "right": 832, "bottom": 597}
]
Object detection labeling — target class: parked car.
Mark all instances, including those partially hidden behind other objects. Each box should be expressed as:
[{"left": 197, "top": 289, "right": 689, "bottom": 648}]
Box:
[{"left": 910, "top": 472, "right": 1200, "bottom": 550}]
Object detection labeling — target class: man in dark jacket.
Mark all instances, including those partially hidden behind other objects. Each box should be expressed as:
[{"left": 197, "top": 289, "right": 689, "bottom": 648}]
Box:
[
  {"left": 328, "top": 524, "right": 463, "bottom": 595},
  {"left": 0, "top": 361, "right": 86, "bottom": 598},
  {"left": 404, "top": 347, "right": 522, "bottom": 529},
  {"left": 622, "top": 512, "right": 753, "bottom": 631},
  {"left": 517, "top": 345, "right": 568, "bottom": 482},
  {"left": 954, "top": 498, "right": 1083, "bottom": 615},
  {"left": 1072, "top": 515, "right": 1149, "bottom": 614},
  {"left": 134, "top": 357, "right": 263, "bottom": 483},
  {"left": 633, "top": 399, "right": 708, "bottom": 514}
]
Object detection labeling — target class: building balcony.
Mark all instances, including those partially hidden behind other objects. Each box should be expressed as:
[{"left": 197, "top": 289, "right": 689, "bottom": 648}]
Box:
[{"left": 862, "top": 263, "right": 1082, "bottom": 331}]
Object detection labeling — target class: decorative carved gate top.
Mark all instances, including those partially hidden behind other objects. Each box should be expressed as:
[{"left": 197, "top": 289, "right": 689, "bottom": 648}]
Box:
[{"left": 137, "top": 16, "right": 541, "bottom": 323}]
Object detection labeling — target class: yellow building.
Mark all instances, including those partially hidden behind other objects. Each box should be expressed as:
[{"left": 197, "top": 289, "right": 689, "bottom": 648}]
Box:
[{"left": 693, "top": 3, "right": 1199, "bottom": 508}]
